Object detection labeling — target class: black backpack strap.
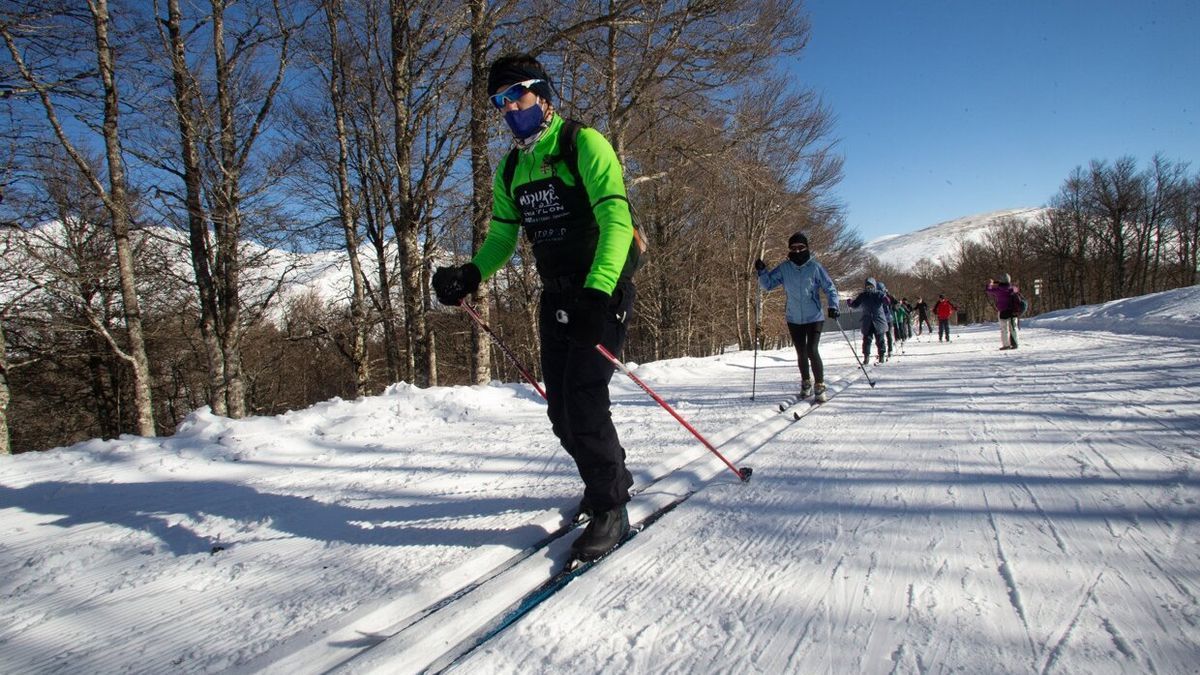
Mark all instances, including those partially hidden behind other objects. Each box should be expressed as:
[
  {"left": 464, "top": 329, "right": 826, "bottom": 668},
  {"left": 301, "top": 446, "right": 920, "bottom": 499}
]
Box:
[
  {"left": 556, "top": 119, "right": 587, "bottom": 191},
  {"left": 501, "top": 147, "right": 520, "bottom": 199}
]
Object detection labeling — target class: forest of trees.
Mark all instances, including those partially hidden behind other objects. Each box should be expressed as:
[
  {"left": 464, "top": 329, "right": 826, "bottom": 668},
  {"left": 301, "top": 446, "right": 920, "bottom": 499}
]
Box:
[
  {"left": 872, "top": 155, "right": 1200, "bottom": 326},
  {"left": 1, "top": 2, "right": 1196, "bottom": 455},
  {"left": 1, "top": 0, "right": 853, "bottom": 454}
]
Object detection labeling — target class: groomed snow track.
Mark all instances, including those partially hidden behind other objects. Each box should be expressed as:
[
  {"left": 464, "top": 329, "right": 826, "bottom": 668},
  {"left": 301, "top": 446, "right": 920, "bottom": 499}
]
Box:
[{"left": 235, "top": 373, "right": 865, "bottom": 674}]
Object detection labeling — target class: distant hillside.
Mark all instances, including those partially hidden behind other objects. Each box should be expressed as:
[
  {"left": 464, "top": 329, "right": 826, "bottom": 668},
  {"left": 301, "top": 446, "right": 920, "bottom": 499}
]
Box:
[
  {"left": 864, "top": 207, "right": 1047, "bottom": 272},
  {"left": 1, "top": 222, "right": 373, "bottom": 322}
]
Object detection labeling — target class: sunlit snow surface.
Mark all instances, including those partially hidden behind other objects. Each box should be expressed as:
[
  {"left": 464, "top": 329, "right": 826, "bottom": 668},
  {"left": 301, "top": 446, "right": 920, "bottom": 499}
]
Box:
[{"left": 2, "top": 286, "right": 1198, "bottom": 673}]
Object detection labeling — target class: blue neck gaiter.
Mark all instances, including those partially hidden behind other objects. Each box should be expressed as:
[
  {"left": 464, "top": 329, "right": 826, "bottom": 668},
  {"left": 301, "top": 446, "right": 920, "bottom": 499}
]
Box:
[{"left": 504, "top": 103, "right": 546, "bottom": 140}]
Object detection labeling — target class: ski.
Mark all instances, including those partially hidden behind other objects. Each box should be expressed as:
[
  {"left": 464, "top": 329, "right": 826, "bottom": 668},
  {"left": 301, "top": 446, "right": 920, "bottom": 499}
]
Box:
[
  {"left": 782, "top": 374, "right": 857, "bottom": 419},
  {"left": 799, "top": 398, "right": 826, "bottom": 417},
  {"left": 479, "top": 524, "right": 643, "bottom": 640},
  {"left": 776, "top": 394, "right": 800, "bottom": 412},
  {"left": 253, "top": 385, "right": 790, "bottom": 674},
  {"left": 439, "top": 498, "right": 685, "bottom": 672}
]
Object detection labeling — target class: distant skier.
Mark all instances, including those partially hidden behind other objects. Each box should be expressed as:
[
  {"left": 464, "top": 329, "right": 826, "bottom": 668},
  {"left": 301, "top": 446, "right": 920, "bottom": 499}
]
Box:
[
  {"left": 913, "top": 297, "right": 933, "bottom": 335},
  {"left": 986, "top": 274, "right": 1020, "bottom": 350},
  {"left": 933, "top": 294, "right": 958, "bottom": 342},
  {"left": 900, "top": 297, "right": 914, "bottom": 340},
  {"left": 848, "top": 278, "right": 888, "bottom": 365},
  {"left": 882, "top": 290, "right": 894, "bottom": 359},
  {"left": 892, "top": 296, "right": 910, "bottom": 344},
  {"left": 755, "top": 231, "right": 840, "bottom": 402}
]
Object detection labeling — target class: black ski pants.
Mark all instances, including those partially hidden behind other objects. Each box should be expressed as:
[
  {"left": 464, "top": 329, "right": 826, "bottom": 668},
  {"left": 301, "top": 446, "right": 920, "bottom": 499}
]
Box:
[
  {"left": 787, "top": 320, "right": 824, "bottom": 384},
  {"left": 938, "top": 318, "right": 951, "bottom": 341},
  {"left": 917, "top": 315, "right": 932, "bottom": 334},
  {"left": 539, "top": 281, "right": 636, "bottom": 512}
]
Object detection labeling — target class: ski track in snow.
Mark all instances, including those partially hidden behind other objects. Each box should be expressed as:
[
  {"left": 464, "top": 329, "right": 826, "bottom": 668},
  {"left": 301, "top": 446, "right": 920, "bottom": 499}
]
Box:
[
  {"left": 456, "top": 323, "right": 1200, "bottom": 674},
  {"left": 3, "top": 303, "right": 1200, "bottom": 673}
]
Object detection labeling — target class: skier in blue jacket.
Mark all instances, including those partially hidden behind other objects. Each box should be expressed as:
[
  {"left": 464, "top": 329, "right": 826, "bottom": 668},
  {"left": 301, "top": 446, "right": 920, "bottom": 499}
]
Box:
[
  {"left": 848, "top": 278, "right": 889, "bottom": 365},
  {"left": 755, "top": 232, "right": 840, "bottom": 402}
]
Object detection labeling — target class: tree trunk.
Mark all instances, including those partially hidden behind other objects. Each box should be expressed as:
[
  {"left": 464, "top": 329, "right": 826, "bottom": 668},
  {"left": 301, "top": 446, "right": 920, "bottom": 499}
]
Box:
[
  {"left": 326, "top": 0, "right": 370, "bottom": 396},
  {"left": 467, "top": 0, "right": 493, "bottom": 385},
  {"left": 212, "top": 0, "right": 248, "bottom": 417},
  {"left": 164, "top": 0, "right": 228, "bottom": 415},
  {"left": 390, "top": 0, "right": 430, "bottom": 387},
  {"left": 90, "top": 0, "right": 156, "bottom": 436},
  {"left": 0, "top": 319, "right": 9, "bottom": 455},
  {"left": 350, "top": 94, "right": 403, "bottom": 384}
]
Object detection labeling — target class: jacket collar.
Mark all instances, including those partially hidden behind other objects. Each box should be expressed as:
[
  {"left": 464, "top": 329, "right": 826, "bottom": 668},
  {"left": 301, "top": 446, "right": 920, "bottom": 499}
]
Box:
[{"left": 519, "top": 113, "right": 563, "bottom": 155}]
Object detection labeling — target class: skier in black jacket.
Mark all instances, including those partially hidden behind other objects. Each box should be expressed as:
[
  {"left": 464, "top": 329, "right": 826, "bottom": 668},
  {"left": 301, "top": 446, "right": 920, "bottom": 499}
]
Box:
[{"left": 913, "top": 297, "right": 932, "bottom": 335}]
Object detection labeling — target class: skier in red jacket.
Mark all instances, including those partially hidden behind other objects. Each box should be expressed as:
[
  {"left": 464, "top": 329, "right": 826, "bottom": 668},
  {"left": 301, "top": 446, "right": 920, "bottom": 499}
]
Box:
[{"left": 933, "top": 294, "right": 958, "bottom": 342}]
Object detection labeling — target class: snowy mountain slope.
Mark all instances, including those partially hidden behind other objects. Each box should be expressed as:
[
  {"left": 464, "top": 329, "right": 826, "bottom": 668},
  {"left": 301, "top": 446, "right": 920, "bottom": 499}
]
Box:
[
  {"left": 1, "top": 288, "right": 1199, "bottom": 673},
  {"left": 866, "top": 207, "right": 1047, "bottom": 272}
]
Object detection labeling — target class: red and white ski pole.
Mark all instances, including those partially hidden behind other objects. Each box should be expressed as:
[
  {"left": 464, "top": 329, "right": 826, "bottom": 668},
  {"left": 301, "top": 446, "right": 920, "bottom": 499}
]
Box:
[
  {"left": 459, "top": 301, "right": 547, "bottom": 401},
  {"left": 595, "top": 344, "right": 752, "bottom": 482}
]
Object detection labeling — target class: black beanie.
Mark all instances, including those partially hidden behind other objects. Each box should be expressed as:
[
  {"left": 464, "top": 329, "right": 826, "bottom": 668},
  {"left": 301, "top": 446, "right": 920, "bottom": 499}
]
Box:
[
  {"left": 488, "top": 53, "right": 554, "bottom": 102},
  {"left": 788, "top": 231, "right": 808, "bottom": 248}
]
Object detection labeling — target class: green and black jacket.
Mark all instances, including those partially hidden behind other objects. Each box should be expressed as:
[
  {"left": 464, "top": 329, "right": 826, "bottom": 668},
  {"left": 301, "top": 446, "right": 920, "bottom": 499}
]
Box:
[{"left": 471, "top": 114, "right": 636, "bottom": 295}]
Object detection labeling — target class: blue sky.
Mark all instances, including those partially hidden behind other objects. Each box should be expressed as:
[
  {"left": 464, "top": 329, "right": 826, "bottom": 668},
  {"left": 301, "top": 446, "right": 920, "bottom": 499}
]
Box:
[{"left": 788, "top": 0, "right": 1200, "bottom": 243}]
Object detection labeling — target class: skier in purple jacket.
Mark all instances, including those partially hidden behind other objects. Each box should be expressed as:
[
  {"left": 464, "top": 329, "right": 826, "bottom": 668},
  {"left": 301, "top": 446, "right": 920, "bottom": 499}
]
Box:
[{"left": 986, "top": 274, "right": 1020, "bottom": 350}]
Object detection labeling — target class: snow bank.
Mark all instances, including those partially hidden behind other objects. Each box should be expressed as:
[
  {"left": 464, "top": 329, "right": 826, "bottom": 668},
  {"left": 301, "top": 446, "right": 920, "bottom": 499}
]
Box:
[{"left": 1027, "top": 284, "right": 1200, "bottom": 340}]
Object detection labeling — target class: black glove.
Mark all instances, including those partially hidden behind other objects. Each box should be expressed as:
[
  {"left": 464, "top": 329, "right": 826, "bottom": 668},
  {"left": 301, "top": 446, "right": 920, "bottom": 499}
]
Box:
[
  {"left": 753, "top": 259, "right": 766, "bottom": 273},
  {"left": 827, "top": 307, "right": 840, "bottom": 319},
  {"left": 568, "top": 287, "right": 611, "bottom": 347},
  {"left": 432, "top": 263, "right": 481, "bottom": 306}
]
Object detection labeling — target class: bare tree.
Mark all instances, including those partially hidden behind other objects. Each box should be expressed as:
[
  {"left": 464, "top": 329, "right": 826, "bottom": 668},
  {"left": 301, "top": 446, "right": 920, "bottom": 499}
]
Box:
[
  {"left": 1138, "top": 154, "right": 1187, "bottom": 293},
  {"left": 1085, "top": 157, "right": 1144, "bottom": 300},
  {"left": 323, "top": 0, "right": 370, "bottom": 395},
  {"left": 1173, "top": 174, "right": 1200, "bottom": 286},
  {"left": 148, "top": 0, "right": 300, "bottom": 417},
  {"left": 3, "top": 0, "right": 157, "bottom": 435},
  {"left": 464, "top": 0, "right": 517, "bottom": 384},
  {"left": 386, "top": 0, "right": 471, "bottom": 386},
  {"left": 0, "top": 314, "right": 9, "bottom": 455}
]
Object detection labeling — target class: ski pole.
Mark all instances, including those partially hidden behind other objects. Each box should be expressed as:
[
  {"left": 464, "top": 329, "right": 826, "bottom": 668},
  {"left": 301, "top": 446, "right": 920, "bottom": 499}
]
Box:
[
  {"left": 751, "top": 284, "right": 762, "bottom": 401},
  {"left": 834, "top": 316, "right": 876, "bottom": 388},
  {"left": 595, "top": 343, "right": 752, "bottom": 482},
  {"left": 458, "top": 301, "right": 547, "bottom": 400}
]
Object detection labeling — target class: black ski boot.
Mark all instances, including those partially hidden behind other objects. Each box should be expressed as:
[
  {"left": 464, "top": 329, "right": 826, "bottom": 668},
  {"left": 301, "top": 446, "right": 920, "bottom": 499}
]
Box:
[{"left": 571, "top": 504, "right": 629, "bottom": 562}]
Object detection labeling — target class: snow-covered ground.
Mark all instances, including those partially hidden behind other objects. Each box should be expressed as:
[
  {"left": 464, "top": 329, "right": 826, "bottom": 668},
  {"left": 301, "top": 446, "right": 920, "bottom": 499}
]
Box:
[{"left": 3, "top": 287, "right": 1199, "bottom": 674}]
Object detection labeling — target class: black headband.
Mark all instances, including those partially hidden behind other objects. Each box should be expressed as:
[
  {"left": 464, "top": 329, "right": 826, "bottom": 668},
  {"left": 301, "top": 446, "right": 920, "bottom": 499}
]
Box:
[{"left": 487, "top": 62, "right": 553, "bottom": 102}]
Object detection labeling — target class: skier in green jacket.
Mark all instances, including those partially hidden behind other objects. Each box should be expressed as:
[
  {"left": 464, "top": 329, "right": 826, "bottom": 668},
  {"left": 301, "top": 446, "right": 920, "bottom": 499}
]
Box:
[{"left": 433, "top": 53, "right": 640, "bottom": 562}]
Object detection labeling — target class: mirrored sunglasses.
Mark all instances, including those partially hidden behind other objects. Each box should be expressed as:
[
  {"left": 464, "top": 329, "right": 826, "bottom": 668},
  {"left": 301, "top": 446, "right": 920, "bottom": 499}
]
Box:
[{"left": 490, "top": 79, "right": 543, "bottom": 108}]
